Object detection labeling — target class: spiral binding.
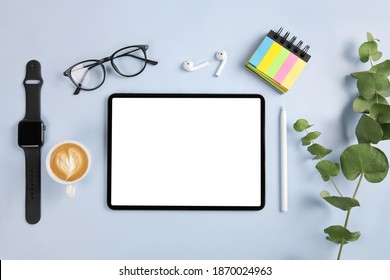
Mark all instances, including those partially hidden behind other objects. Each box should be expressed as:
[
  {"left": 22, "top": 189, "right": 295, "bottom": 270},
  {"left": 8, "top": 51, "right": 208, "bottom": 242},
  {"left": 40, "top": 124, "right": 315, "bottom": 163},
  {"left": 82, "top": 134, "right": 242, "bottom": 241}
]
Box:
[{"left": 268, "top": 27, "right": 311, "bottom": 62}]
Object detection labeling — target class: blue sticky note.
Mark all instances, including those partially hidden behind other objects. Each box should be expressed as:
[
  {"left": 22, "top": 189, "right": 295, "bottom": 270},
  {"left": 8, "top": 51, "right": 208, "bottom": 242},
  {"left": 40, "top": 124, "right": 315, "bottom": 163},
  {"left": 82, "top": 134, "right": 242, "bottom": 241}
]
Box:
[{"left": 248, "top": 36, "right": 274, "bottom": 67}]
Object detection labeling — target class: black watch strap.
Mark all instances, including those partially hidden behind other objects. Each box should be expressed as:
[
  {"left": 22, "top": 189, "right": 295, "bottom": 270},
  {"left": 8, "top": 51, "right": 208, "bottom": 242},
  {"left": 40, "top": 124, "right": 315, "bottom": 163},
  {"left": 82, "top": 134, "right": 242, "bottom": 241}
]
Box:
[
  {"left": 23, "top": 60, "right": 43, "bottom": 120},
  {"left": 24, "top": 148, "right": 41, "bottom": 224},
  {"left": 22, "top": 60, "right": 44, "bottom": 224}
]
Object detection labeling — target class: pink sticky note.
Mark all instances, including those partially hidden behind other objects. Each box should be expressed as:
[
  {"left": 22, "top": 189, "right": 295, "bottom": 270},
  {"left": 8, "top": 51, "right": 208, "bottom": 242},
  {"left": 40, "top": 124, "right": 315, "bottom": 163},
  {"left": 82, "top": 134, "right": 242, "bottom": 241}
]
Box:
[{"left": 273, "top": 53, "right": 299, "bottom": 84}]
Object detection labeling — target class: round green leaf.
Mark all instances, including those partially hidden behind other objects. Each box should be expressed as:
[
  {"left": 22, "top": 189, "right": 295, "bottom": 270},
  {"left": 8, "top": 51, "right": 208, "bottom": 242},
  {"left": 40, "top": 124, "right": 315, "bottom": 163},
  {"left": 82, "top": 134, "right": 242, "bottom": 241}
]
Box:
[
  {"left": 358, "top": 41, "right": 378, "bottom": 63},
  {"left": 293, "top": 119, "right": 310, "bottom": 132},
  {"left": 370, "top": 104, "right": 390, "bottom": 124},
  {"left": 315, "top": 160, "right": 340, "bottom": 181},
  {"left": 324, "top": 225, "right": 361, "bottom": 244},
  {"left": 370, "top": 60, "right": 390, "bottom": 77},
  {"left": 366, "top": 32, "right": 374, "bottom": 42},
  {"left": 352, "top": 95, "right": 388, "bottom": 113},
  {"left": 358, "top": 42, "right": 370, "bottom": 63},
  {"left": 357, "top": 72, "right": 390, "bottom": 100},
  {"left": 381, "top": 124, "right": 390, "bottom": 140},
  {"left": 371, "top": 52, "right": 383, "bottom": 62},
  {"left": 351, "top": 71, "right": 368, "bottom": 79},
  {"left": 307, "top": 144, "right": 332, "bottom": 160},
  {"left": 340, "top": 143, "right": 389, "bottom": 182},
  {"left": 322, "top": 196, "right": 360, "bottom": 211},
  {"left": 320, "top": 190, "right": 330, "bottom": 198},
  {"left": 355, "top": 115, "right": 383, "bottom": 144},
  {"left": 380, "top": 87, "right": 390, "bottom": 97},
  {"left": 301, "top": 131, "right": 321, "bottom": 146}
]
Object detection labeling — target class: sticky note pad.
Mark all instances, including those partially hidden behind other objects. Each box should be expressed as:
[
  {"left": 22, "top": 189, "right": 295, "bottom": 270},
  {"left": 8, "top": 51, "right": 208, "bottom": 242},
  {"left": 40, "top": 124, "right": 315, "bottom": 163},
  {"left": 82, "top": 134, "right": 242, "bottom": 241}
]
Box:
[{"left": 245, "top": 28, "right": 311, "bottom": 94}]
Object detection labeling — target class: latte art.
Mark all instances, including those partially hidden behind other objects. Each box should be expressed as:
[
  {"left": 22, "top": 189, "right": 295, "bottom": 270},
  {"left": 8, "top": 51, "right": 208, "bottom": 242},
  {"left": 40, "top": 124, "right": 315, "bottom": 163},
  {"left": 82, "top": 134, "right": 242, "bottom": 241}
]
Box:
[
  {"left": 55, "top": 148, "right": 83, "bottom": 180},
  {"left": 50, "top": 143, "right": 89, "bottom": 182}
]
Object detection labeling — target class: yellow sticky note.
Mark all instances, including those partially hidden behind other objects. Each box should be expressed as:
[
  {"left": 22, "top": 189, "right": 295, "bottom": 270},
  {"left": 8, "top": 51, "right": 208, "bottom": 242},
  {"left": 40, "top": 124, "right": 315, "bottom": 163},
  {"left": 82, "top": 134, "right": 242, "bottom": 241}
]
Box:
[
  {"left": 281, "top": 58, "right": 306, "bottom": 89},
  {"left": 256, "top": 42, "right": 282, "bottom": 73}
]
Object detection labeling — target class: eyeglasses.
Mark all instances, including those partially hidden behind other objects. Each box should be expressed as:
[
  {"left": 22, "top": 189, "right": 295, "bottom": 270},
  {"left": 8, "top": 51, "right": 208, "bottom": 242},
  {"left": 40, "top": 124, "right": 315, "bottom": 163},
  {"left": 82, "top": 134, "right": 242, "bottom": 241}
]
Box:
[{"left": 63, "top": 45, "right": 158, "bottom": 95}]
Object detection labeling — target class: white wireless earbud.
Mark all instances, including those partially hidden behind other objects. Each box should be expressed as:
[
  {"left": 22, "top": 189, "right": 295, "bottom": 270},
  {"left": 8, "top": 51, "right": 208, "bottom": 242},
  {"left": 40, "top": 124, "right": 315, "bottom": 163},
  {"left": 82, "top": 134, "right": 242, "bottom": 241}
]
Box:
[
  {"left": 183, "top": 60, "right": 209, "bottom": 72},
  {"left": 215, "top": 51, "right": 227, "bottom": 77}
]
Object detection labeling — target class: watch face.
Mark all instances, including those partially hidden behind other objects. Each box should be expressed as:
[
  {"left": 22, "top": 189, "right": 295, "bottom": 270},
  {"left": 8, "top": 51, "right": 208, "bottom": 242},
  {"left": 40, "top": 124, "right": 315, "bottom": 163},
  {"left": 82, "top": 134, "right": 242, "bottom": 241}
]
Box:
[{"left": 18, "top": 121, "right": 44, "bottom": 147}]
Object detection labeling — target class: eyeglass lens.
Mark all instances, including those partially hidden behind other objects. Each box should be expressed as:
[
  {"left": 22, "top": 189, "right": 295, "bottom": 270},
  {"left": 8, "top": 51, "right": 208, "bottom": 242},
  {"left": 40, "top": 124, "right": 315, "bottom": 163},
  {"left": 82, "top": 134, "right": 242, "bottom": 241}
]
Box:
[
  {"left": 70, "top": 60, "right": 105, "bottom": 90},
  {"left": 111, "top": 46, "right": 146, "bottom": 76}
]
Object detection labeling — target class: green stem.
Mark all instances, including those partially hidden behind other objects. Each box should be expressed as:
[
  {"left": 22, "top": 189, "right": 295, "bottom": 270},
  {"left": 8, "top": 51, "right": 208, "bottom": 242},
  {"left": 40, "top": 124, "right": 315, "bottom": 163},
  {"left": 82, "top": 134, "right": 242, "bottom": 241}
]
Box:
[
  {"left": 336, "top": 173, "right": 364, "bottom": 260},
  {"left": 352, "top": 173, "right": 363, "bottom": 199},
  {"left": 337, "top": 236, "right": 345, "bottom": 260},
  {"left": 330, "top": 178, "right": 343, "bottom": 197}
]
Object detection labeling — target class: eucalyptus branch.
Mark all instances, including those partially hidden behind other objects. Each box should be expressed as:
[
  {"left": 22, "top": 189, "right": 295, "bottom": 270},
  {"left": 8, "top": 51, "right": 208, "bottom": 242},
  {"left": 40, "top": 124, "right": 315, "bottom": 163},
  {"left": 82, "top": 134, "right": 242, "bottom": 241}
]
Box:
[{"left": 294, "top": 32, "right": 390, "bottom": 260}]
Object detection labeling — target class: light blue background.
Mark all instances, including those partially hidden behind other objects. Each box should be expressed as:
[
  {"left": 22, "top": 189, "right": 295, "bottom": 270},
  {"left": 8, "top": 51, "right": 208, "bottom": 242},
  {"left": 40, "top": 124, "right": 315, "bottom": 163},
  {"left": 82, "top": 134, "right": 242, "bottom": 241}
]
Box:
[{"left": 1, "top": 0, "right": 390, "bottom": 260}]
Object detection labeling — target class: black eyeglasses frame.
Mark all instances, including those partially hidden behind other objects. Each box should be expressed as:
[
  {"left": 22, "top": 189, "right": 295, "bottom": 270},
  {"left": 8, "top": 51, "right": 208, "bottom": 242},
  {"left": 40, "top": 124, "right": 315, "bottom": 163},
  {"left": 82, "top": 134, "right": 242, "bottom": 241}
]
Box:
[{"left": 63, "top": 44, "right": 158, "bottom": 95}]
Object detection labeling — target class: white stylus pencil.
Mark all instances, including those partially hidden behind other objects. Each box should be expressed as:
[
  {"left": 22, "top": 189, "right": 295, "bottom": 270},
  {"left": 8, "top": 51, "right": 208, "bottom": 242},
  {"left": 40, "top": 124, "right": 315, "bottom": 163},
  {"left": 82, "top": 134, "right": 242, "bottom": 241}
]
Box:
[{"left": 280, "top": 106, "right": 288, "bottom": 212}]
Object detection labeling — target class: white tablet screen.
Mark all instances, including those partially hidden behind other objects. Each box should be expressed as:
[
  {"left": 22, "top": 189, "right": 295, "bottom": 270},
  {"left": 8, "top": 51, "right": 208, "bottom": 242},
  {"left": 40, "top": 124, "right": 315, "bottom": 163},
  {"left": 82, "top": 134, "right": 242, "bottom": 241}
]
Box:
[{"left": 108, "top": 94, "right": 264, "bottom": 209}]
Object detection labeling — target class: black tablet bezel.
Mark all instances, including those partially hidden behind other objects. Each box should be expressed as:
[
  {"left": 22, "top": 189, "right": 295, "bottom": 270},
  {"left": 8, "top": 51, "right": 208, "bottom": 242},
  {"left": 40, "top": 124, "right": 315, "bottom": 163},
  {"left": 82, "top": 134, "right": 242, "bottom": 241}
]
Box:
[{"left": 107, "top": 93, "right": 265, "bottom": 210}]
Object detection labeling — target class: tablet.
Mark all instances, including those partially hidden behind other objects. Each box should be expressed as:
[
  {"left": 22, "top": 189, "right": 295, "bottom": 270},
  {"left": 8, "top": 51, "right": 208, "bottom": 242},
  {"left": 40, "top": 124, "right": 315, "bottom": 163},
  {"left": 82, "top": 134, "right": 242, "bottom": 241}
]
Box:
[{"left": 108, "top": 94, "right": 265, "bottom": 210}]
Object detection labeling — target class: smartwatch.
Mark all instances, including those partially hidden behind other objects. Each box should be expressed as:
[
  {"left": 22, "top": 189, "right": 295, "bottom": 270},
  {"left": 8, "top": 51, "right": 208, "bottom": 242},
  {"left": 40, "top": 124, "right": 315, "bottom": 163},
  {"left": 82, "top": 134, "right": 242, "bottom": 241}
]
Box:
[{"left": 18, "top": 60, "right": 46, "bottom": 224}]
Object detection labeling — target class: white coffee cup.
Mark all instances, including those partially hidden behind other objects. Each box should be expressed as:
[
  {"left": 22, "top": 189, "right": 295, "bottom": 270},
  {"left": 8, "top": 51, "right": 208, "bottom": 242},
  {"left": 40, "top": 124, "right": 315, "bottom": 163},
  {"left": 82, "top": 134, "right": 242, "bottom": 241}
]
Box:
[{"left": 46, "top": 140, "right": 91, "bottom": 198}]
